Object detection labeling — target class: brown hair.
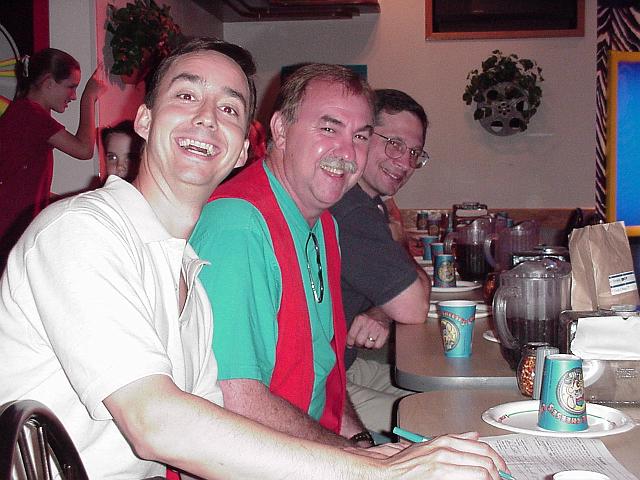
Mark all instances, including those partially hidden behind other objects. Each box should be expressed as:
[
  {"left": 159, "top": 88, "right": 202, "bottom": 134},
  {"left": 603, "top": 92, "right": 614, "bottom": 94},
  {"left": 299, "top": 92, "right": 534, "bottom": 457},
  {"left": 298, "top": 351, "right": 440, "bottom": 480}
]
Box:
[
  {"left": 273, "top": 63, "right": 374, "bottom": 127},
  {"left": 14, "top": 48, "right": 80, "bottom": 100}
]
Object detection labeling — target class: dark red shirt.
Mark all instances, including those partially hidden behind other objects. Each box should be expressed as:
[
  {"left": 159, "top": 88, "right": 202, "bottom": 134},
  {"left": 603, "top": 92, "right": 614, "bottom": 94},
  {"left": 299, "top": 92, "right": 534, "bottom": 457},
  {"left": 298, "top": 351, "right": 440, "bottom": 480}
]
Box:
[{"left": 0, "top": 98, "right": 64, "bottom": 263}]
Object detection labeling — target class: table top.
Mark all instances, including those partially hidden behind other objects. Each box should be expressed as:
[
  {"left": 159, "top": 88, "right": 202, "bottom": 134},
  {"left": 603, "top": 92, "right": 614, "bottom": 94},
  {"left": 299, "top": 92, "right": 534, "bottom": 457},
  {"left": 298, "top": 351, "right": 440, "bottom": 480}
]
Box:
[
  {"left": 395, "top": 287, "right": 517, "bottom": 391},
  {"left": 397, "top": 389, "right": 640, "bottom": 476}
]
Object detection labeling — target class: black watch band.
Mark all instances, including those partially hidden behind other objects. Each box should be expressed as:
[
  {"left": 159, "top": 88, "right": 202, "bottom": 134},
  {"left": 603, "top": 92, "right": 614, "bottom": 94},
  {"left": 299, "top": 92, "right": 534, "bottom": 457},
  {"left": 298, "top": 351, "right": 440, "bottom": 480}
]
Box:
[{"left": 350, "top": 430, "right": 375, "bottom": 446}]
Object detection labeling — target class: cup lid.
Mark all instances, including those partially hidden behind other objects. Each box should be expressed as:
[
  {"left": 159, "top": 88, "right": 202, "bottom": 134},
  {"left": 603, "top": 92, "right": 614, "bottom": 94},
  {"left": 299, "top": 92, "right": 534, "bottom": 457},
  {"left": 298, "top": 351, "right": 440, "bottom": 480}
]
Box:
[{"left": 504, "top": 258, "right": 571, "bottom": 279}]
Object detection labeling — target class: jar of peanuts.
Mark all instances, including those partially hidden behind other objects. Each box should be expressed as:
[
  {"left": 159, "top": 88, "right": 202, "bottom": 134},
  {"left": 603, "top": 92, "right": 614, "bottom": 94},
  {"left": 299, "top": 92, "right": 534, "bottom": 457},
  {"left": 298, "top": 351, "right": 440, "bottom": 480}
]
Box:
[{"left": 517, "top": 342, "right": 549, "bottom": 397}]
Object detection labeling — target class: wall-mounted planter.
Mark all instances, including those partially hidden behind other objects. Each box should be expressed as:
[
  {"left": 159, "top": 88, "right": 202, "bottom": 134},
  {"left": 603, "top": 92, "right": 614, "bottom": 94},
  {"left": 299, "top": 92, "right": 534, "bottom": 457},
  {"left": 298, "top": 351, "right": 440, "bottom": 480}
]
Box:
[{"left": 463, "top": 50, "right": 544, "bottom": 136}]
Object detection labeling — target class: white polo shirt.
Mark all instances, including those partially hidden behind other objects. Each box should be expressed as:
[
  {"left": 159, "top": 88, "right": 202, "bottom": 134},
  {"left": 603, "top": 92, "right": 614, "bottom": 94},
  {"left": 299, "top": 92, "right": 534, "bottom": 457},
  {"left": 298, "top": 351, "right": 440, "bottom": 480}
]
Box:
[{"left": 0, "top": 177, "right": 223, "bottom": 479}]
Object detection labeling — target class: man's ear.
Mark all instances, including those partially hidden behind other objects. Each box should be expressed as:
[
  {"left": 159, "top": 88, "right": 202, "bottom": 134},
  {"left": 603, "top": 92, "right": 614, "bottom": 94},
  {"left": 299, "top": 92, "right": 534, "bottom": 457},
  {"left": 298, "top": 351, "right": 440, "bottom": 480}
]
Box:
[
  {"left": 134, "top": 104, "right": 152, "bottom": 141},
  {"left": 234, "top": 138, "right": 250, "bottom": 168},
  {"left": 270, "top": 111, "right": 287, "bottom": 150}
]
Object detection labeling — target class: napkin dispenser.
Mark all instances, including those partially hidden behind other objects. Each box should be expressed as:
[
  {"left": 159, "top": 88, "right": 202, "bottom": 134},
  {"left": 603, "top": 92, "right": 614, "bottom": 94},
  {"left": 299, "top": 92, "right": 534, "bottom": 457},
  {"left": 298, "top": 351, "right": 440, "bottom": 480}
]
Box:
[{"left": 558, "top": 308, "right": 640, "bottom": 406}]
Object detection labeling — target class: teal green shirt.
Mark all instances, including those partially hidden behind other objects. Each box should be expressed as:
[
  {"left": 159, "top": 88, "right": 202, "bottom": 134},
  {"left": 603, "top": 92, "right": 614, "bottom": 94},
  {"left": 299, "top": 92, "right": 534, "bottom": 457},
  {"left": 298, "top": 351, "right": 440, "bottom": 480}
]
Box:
[{"left": 190, "top": 163, "right": 336, "bottom": 420}]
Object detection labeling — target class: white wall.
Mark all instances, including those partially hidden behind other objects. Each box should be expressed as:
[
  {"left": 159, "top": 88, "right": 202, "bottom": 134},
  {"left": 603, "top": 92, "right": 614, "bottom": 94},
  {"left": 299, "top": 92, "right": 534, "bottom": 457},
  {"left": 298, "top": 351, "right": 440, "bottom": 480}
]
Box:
[
  {"left": 49, "top": 0, "right": 97, "bottom": 195},
  {"left": 49, "top": 0, "right": 222, "bottom": 195},
  {"left": 224, "top": 0, "right": 597, "bottom": 209}
]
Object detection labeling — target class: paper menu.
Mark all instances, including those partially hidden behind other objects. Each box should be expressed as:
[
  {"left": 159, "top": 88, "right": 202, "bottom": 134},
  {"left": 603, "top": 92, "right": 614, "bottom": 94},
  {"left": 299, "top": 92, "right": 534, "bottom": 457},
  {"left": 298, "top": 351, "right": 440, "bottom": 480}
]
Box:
[{"left": 482, "top": 434, "right": 638, "bottom": 480}]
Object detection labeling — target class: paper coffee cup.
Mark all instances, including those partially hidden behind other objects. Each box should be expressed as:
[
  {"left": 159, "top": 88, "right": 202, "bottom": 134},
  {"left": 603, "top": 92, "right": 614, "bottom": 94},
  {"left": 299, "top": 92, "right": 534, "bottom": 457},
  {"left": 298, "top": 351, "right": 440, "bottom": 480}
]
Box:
[
  {"left": 433, "top": 254, "right": 456, "bottom": 287},
  {"left": 538, "top": 354, "right": 588, "bottom": 432},
  {"left": 420, "top": 236, "right": 439, "bottom": 261},
  {"left": 437, "top": 300, "right": 476, "bottom": 358}
]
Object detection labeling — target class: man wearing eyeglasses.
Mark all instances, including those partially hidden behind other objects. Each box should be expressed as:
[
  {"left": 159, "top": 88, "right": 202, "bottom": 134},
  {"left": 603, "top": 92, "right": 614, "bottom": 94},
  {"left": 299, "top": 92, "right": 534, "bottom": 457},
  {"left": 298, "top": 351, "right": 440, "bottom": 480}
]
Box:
[
  {"left": 190, "top": 63, "right": 377, "bottom": 448},
  {"left": 330, "top": 89, "right": 432, "bottom": 437}
]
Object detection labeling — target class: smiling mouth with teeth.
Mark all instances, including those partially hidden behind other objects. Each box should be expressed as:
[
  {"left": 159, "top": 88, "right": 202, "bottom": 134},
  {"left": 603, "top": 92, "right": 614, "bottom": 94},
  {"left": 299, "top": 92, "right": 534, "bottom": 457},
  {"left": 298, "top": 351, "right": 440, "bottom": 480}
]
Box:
[
  {"left": 178, "top": 138, "right": 215, "bottom": 156},
  {"left": 319, "top": 158, "right": 357, "bottom": 176},
  {"left": 381, "top": 166, "right": 403, "bottom": 182}
]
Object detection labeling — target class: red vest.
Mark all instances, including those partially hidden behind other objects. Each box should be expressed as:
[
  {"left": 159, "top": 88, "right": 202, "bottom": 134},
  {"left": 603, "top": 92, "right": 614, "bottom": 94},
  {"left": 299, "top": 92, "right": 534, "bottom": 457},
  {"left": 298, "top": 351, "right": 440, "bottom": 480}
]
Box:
[{"left": 211, "top": 161, "right": 347, "bottom": 433}]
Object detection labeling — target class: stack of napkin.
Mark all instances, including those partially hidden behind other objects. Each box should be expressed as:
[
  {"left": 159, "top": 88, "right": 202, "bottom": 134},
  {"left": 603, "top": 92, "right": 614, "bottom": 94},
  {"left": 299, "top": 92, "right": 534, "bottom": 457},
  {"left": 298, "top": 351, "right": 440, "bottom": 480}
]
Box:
[{"left": 571, "top": 315, "right": 640, "bottom": 360}]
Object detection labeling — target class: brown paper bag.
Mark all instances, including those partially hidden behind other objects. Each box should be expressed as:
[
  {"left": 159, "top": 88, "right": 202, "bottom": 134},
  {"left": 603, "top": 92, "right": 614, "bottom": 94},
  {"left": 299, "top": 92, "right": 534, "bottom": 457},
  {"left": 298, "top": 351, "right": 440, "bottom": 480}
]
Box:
[{"left": 569, "top": 221, "right": 639, "bottom": 310}]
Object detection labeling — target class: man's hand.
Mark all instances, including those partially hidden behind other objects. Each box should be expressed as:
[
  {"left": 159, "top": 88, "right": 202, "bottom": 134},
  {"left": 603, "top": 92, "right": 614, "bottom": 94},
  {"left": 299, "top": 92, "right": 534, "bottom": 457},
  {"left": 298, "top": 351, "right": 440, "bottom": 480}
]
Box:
[
  {"left": 380, "top": 432, "right": 509, "bottom": 479},
  {"left": 346, "top": 308, "right": 391, "bottom": 350}
]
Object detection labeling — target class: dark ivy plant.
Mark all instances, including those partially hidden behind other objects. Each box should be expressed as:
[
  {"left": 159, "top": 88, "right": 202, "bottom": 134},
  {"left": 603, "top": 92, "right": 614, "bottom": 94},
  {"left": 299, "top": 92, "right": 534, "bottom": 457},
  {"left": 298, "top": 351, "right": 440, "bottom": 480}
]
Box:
[
  {"left": 107, "top": 0, "right": 184, "bottom": 77},
  {"left": 463, "top": 50, "right": 544, "bottom": 123}
]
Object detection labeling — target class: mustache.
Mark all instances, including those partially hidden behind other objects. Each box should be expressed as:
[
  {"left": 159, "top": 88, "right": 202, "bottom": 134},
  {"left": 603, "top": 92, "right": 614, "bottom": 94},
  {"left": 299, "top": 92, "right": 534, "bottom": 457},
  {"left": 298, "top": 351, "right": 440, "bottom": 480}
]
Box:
[{"left": 319, "top": 156, "right": 357, "bottom": 174}]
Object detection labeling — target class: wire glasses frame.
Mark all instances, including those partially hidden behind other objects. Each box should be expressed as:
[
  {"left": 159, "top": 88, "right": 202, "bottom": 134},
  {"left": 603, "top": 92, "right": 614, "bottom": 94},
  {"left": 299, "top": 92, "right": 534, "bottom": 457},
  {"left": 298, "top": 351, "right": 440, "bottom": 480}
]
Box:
[
  {"left": 373, "top": 132, "right": 430, "bottom": 169},
  {"left": 305, "top": 232, "right": 324, "bottom": 303}
]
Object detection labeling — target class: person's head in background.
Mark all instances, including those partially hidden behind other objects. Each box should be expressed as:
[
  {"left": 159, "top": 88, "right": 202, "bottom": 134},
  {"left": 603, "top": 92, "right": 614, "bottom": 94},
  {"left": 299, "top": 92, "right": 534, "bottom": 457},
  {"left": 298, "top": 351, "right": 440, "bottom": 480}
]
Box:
[
  {"left": 101, "top": 120, "right": 144, "bottom": 183},
  {"left": 15, "top": 48, "right": 80, "bottom": 113},
  {"left": 358, "top": 88, "right": 429, "bottom": 198}
]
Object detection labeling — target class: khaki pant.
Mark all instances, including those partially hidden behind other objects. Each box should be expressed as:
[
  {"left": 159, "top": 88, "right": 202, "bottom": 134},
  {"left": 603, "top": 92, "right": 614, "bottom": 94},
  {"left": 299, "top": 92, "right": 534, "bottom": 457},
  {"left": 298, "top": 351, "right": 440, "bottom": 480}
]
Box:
[{"left": 346, "top": 357, "right": 413, "bottom": 434}]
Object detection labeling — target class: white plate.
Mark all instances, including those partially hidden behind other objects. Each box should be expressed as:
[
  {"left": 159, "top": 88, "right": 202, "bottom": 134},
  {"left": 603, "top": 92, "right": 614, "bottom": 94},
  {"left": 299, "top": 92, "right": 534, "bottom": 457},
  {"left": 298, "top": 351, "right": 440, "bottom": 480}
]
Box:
[
  {"left": 429, "top": 304, "right": 490, "bottom": 319},
  {"left": 482, "top": 329, "right": 500, "bottom": 343},
  {"left": 431, "top": 280, "right": 482, "bottom": 293},
  {"left": 482, "top": 400, "right": 636, "bottom": 438}
]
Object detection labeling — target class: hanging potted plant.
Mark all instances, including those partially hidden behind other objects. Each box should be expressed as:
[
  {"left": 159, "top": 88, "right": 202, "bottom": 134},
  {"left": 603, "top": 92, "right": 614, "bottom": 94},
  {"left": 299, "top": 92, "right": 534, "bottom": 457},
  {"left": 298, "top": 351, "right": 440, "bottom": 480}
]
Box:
[
  {"left": 463, "top": 50, "right": 544, "bottom": 136},
  {"left": 107, "top": 0, "right": 184, "bottom": 84}
]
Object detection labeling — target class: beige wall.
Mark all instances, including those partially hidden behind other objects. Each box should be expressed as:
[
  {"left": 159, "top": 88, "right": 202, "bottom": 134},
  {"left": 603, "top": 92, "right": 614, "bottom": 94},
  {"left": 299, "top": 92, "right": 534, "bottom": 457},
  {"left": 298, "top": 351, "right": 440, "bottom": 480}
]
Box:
[
  {"left": 49, "top": 0, "right": 597, "bottom": 209},
  {"left": 224, "top": 0, "right": 597, "bottom": 209}
]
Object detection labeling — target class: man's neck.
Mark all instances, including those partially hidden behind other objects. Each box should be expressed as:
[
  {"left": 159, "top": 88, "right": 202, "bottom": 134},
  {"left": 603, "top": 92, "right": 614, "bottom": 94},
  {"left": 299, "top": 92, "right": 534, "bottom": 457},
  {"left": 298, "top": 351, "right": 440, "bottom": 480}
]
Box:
[
  {"left": 357, "top": 179, "right": 380, "bottom": 199},
  {"left": 266, "top": 154, "right": 321, "bottom": 228},
  {"left": 133, "top": 165, "right": 209, "bottom": 240}
]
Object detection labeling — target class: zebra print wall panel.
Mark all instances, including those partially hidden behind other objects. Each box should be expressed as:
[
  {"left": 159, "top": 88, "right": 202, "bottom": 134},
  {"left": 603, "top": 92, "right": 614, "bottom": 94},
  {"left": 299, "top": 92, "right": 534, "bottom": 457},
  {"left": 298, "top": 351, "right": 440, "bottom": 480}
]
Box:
[{"left": 596, "top": 5, "right": 640, "bottom": 217}]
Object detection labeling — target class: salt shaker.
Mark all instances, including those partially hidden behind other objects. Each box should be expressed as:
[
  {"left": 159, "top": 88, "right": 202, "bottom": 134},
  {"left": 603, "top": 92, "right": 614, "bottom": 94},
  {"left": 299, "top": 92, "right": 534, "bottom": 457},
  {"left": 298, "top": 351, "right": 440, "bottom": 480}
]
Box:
[
  {"left": 533, "top": 345, "right": 560, "bottom": 399},
  {"left": 517, "top": 342, "right": 550, "bottom": 397}
]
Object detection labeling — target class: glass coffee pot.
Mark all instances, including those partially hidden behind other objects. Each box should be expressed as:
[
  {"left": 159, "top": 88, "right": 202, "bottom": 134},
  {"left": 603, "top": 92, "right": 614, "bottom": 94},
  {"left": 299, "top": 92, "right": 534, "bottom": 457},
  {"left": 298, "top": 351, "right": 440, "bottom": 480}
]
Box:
[
  {"left": 492, "top": 258, "right": 571, "bottom": 369},
  {"left": 444, "top": 217, "right": 494, "bottom": 282},
  {"left": 484, "top": 220, "right": 540, "bottom": 272}
]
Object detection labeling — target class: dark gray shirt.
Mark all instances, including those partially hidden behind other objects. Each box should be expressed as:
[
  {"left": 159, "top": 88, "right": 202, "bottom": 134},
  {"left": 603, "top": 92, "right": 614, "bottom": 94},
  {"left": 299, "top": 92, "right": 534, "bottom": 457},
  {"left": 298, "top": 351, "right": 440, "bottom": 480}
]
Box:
[{"left": 330, "top": 184, "right": 418, "bottom": 369}]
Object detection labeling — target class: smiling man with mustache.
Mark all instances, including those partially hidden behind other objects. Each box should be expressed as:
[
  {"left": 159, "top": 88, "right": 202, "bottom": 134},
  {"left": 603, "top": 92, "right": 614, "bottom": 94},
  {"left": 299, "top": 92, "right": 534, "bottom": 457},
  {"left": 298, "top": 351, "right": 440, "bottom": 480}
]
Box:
[{"left": 190, "top": 63, "right": 377, "bottom": 447}]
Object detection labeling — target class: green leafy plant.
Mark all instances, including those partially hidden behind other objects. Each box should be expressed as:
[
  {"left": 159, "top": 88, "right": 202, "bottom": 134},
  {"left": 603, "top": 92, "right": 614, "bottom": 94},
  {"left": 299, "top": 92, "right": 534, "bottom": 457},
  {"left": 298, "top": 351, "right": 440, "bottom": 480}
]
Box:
[
  {"left": 107, "top": 0, "right": 184, "bottom": 78},
  {"left": 463, "top": 50, "right": 544, "bottom": 125}
]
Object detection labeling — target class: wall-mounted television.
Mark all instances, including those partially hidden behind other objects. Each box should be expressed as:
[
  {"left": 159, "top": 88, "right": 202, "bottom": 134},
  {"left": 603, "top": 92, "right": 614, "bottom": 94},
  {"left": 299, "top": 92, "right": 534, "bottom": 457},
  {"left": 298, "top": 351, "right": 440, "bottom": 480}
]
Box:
[
  {"left": 425, "top": 0, "right": 584, "bottom": 40},
  {"left": 606, "top": 51, "right": 640, "bottom": 236}
]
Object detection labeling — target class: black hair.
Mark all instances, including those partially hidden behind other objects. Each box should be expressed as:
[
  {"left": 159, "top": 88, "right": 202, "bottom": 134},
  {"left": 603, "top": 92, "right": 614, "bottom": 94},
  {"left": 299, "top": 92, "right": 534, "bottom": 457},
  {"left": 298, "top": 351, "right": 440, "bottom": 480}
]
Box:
[
  {"left": 374, "top": 89, "right": 428, "bottom": 141},
  {"left": 101, "top": 120, "right": 143, "bottom": 153},
  {"left": 101, "top": 120, "right": 144, "bottom": 183},
  {"left": 144, "top": 37, "right": 256, "bottom": 124}
]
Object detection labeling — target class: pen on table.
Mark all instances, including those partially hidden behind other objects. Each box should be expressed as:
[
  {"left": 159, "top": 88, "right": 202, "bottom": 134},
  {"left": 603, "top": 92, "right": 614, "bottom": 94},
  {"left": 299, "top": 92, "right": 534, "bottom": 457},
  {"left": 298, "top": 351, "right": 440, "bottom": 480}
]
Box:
[{"left": 392, "top": 427, "right": 516, "bottom": 480}]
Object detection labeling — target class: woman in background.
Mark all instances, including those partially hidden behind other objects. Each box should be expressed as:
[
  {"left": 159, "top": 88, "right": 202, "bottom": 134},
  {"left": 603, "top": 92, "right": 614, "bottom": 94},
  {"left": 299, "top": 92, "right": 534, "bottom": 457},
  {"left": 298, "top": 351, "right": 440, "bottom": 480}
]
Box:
[{"left": 0, "top": 48, "right": 104, "bottom": 270}]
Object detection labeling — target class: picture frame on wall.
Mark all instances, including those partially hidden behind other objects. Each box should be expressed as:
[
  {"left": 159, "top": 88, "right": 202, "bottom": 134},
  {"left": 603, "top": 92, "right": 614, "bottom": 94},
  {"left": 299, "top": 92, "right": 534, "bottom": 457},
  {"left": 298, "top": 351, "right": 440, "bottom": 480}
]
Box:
[
  {"left": 425, "top": 0, "right": 585, "bottom": 40},
  {"left": 606, "top": 50, "right": 640, "bottom": 237}
]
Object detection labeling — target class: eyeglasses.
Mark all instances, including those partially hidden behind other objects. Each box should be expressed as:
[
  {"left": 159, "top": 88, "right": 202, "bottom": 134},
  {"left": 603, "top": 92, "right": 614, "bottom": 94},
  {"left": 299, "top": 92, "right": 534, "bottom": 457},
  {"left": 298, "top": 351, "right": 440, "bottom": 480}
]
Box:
[
  {"left": 305, "top": 232, "right": 324, "bottom": 304},
  {"left": 373, "top": 132, "right": 430, "bottom": 169}
]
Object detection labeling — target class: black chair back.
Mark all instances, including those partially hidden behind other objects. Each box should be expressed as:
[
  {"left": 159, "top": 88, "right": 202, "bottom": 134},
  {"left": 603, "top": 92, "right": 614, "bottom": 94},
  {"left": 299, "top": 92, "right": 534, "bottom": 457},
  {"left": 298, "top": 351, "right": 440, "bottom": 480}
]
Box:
[{"left": 0, "top": 400, "right": 88, "bottom": 480}]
